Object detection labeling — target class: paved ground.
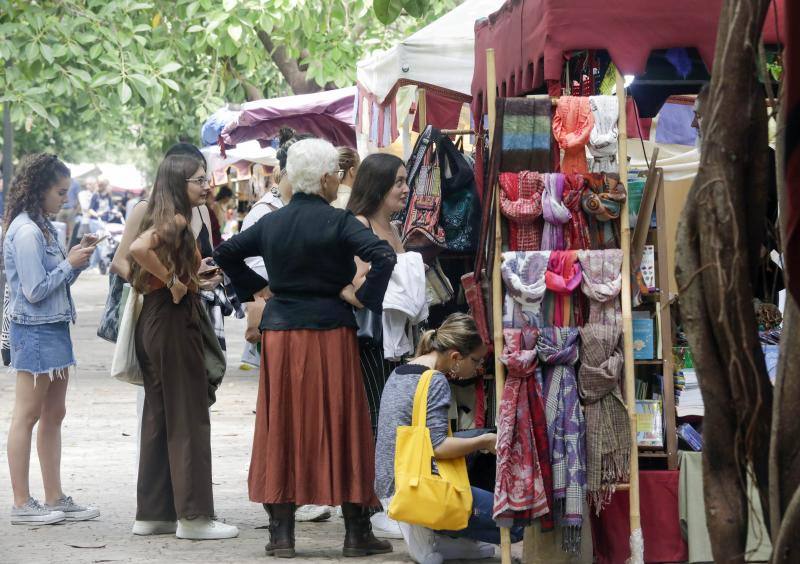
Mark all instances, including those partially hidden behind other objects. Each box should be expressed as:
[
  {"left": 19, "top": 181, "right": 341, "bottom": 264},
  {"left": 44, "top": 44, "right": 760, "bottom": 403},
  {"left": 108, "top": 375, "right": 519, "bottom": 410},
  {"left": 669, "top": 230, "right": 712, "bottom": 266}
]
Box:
[{"left": 0, "top": 272, "right": 520, "bottom": 564}]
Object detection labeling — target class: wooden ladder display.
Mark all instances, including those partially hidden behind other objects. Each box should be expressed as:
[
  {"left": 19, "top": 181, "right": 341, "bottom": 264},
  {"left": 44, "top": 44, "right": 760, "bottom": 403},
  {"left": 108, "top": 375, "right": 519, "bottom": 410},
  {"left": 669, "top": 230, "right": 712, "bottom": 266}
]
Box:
[{"left": 485, "top": 49, "right": 643, "bottom": 563}]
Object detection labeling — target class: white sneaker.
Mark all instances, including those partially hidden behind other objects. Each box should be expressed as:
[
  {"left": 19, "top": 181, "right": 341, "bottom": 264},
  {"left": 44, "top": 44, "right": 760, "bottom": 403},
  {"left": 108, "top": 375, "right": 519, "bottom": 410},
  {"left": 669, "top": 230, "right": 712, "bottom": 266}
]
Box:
[
  {"left": 176, "top": 517, "right": 239, "bottom": 540},
  {"left": 434, "top": 535, "right": 495, "bottom": 560},
  {"left": 336, "top": 505, "right": 344, "bottom": 519},
  {"left": 132, "top": 520, "right": 177, "bottom": 535},
  {"left": 370, "top": 511, "right": 404, "bottom": 539},
  {"left": 11, "top": 498, "right": 65, "bottom": 525},
  {"left": 295, "top": 504, "right": 332, "bottom": 522},
  {"left": 45, "top": 495, "right": 100, "bottom": 522}
]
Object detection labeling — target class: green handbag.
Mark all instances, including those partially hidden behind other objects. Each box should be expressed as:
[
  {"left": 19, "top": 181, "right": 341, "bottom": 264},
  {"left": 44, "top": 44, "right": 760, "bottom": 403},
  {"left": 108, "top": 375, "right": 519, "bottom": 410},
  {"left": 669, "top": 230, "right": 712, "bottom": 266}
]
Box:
[{"left": 197, "top": 304, "right": 226, "bottom": 406}]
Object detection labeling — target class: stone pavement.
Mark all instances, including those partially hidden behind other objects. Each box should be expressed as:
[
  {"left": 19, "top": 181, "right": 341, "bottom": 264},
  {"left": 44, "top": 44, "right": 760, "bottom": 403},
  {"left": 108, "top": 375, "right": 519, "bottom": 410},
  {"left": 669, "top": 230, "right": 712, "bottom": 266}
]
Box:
[{"left": 0, "top": 272, "right": 517, "bottom": 564}]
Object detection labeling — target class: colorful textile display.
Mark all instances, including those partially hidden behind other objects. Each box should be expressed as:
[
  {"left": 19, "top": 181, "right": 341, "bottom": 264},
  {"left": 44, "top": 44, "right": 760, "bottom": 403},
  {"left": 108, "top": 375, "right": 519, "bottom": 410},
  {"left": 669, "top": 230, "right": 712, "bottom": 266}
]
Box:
[
  {"left": 499, "top": 171, "right": 545, "bottom": 251},
  {"left": 538, "top": 327, "right": 586, "bottom": 553},
  {"left": 582, "top": 173, "right": 627, "bottom": 249},
  {"left": 501, "top": 251, "right": 551, "bottom": 329},
  {"left": 543, "top": 251, "right": 583, "bottom": 327},
  {"left": 541, "top": 173, "right": 571, "bottom": 251},
  {"left": 588, "top": 96, "right": 620, "bottom": 173},
  {"left": 552, "top": 96, "right": 594, "bottom": 174},
  {"left": 494, "top": 327, "right": 550, "bottom": 526},
  {"left": 499, "top": 96, "right": 553, "bottom": 173},
  {"left": 562, "top": 173, "right": 591, "bottom": 250},
  {"left": 577, "top": 249, "right": 623, "bottom": 326},
  {"left": 579, "top": 324, "right": 629, "bottom": 513}
]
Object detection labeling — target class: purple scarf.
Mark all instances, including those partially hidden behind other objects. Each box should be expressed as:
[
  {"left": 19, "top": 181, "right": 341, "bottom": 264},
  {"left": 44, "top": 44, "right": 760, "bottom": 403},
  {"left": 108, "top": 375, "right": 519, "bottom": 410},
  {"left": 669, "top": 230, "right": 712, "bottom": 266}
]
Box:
[{"left": 541, "top": 173, "right": 571, "bottom": 251}]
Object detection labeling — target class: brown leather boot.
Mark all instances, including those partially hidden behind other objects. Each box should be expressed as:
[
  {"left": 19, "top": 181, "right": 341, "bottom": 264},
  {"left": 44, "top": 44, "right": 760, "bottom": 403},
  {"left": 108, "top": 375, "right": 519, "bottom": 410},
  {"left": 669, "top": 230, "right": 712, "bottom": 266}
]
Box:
[
  {"left": 341, "top": 503, "right": 393, "bottom": 557},
  {"left": 263, "top": 503, "right": 296, "bottom": 558}
]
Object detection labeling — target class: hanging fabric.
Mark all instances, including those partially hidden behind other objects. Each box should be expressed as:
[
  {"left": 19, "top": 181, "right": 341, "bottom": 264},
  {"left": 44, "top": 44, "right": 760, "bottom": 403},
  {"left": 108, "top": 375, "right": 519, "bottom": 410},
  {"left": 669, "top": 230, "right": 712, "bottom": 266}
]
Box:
[
  {"left": 552, "top": 96, "right": 594, "bottom": 175},
  {"left": 538, "top": 327, "right": 585, "bottom": 554},
  {"left": 588, "top": 95, "right": 620, "bottom": 173},
  {"left": 499, "top": 171, "right": 545, "bottom": 251},
  {"left": 493, "top": 327, "right": 550, "bottom": 526},
  {"left": 528, "top": 365, "right": 555, "bottom": 532},
  {"left": 582, "top": 173, "right": 627, "bottom": 249},
  {"left": 578, "top": 323, "right": 629, "bottom": 514},
  {"left": 499, "top": 96, "right": 553, "bottom": 173},
  {"left": 541, "top": 173, "right": 571, "bottom": 251},
  {"left": 562, "top": 173, "right": 591, "bottom": 250},
  {"left": 501, "top": 251, "right": 551, "bottom": 329},
  {"left": 577, "top": 249, "right": 623, "bottom": 326},
  {"left": 543, "top": 250, "right": 583, "bottom": 327}
]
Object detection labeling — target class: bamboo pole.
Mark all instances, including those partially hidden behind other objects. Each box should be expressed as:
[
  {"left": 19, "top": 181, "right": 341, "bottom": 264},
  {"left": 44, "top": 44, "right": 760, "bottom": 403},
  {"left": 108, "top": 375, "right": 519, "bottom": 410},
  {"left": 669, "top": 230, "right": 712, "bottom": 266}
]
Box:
[
  {"left": 417, "top": 88, "right": 427, "bottom": 130},
  {"left": 485, "top": 48, "right": 512, "bottom": 564},
  {"left": 616, "top": 70, "right": 644, "bottom": 563}
]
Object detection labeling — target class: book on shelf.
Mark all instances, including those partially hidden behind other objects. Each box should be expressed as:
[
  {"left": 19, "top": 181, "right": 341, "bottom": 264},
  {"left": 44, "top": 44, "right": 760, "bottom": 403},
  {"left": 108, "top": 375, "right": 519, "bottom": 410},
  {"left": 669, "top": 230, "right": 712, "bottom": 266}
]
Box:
[{"left": 636, "top": 400, "right": 664, "bottom": 448}]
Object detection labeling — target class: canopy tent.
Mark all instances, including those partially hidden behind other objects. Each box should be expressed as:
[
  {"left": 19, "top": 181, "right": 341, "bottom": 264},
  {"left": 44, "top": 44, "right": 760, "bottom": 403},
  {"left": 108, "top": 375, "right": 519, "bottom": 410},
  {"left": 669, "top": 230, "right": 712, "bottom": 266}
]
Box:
[
  {"left": 66, "top": 162, "right": 146, "bottom": 195},
  {"left": 219, "top": 86, "right": 357, "bottom": 149},
  {"left": 355, "top": 0, "right": 504, "bottom": 148},
  {"left": 201, "top": 140, "right": 278, "bottom": 172},
  {"left": 471, "top": 0, "right": 785, "bottom": 118}
]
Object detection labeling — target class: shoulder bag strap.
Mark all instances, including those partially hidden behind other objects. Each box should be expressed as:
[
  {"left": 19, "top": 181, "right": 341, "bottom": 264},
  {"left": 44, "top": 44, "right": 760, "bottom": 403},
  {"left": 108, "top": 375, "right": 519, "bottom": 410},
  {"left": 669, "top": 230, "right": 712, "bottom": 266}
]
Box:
[{"left": 411, "top": 370, "right": 435, "bottom": 428}]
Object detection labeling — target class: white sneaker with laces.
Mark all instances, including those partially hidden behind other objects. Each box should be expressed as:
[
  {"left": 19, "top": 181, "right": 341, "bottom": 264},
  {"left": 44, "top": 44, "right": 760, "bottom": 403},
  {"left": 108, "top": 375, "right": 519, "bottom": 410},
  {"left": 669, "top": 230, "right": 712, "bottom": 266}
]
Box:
[
  {"left": 295, "top": 504, "right": 332, "bottom": 522},
  {"left": 176, "top": 517, "right": 239, "bottom": 540},
  {"left": 370, "top": 511, "right": 404, "bottom": 539},
  {"left": 132, "top": 520, "right": 177, "bottom": 535},
  {"left": 45, "top": 495, "right": 100, "bottom": 522},
  {"left": 11, "top": 498, "right": 65, "bottom": 525}
]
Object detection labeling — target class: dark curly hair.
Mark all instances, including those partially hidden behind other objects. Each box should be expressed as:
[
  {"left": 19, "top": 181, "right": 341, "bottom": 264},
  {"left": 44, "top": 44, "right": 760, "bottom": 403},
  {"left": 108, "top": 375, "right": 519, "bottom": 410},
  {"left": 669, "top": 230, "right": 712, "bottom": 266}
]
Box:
[{"left": 2, "top": 153, "right": 70, "bottom": 247}]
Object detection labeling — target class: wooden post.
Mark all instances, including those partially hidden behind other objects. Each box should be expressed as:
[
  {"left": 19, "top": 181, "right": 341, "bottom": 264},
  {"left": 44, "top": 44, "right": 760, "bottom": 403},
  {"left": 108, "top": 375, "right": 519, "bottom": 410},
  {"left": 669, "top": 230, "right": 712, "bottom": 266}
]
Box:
[
  {"left": 401, "top": 114, "right": 412, "bottom": 161},
  {"left": 485, "top": 48, "right": 512, "bottom": 564},
  {"left": 617, "top": 69, "right": 643, "bottom": 560},
  {"left": 417, "top": 88, "right": 427, "bottom": 130}
]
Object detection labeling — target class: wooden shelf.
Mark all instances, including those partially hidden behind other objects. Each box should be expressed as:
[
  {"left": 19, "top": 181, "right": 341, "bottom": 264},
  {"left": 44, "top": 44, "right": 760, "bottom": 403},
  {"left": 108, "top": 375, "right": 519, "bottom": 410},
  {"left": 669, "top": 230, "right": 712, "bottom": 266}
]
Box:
[
  {"left": 635, "top": 359, "right": 663, "bottom": 365},
  {"left": 639, "top": 450, "right": 669, "bottom": 458}
]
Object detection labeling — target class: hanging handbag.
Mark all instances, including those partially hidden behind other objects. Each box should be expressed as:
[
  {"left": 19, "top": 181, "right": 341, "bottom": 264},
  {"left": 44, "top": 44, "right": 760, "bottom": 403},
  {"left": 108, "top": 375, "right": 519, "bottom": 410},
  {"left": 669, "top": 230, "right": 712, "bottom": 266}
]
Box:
[
  {"left": 355, "top": 306, "right": 383, "bottom": 343},
  {"left": 97, "top": 273, "right": 125, "bottom": 342},
  {"left": 438, "top": 135, "right": 481, "bottom": 253},
  {"left": 1, "top": 284, "right": 11, "bottom": 366},
  {"left": 425, "top": 258, "right": 455, "bottom": 307},
  {"left": 401, "top": 164, "right": 447, "bottom": 259},
  {"left": 197, "top": 303, "right": 226, "bottom": 406},
  {"left": 110, "top": 284, "right": 144, "bottom": 385},
  {"left": 388, "top": 370, "right": 473, "bottom": 530}
]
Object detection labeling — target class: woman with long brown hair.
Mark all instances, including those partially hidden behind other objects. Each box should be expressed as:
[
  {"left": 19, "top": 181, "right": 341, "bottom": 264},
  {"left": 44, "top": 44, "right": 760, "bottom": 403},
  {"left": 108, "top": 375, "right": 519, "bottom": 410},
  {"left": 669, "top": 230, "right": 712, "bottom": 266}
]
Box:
[{"left": 128, "top": 153, "right": 238, "bottom": 540}]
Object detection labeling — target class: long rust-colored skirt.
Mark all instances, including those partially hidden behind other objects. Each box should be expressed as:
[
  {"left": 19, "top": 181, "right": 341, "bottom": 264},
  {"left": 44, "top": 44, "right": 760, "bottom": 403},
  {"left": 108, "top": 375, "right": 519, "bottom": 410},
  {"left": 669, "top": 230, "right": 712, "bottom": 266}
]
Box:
[{"left": 248, "top": 327, "right": 380, "bottom": 507}]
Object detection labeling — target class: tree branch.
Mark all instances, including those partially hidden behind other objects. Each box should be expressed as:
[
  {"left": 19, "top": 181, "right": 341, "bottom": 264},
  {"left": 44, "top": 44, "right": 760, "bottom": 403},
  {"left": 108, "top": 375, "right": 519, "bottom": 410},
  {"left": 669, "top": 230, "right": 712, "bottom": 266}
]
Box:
[{"left": 256, "top": 29, "right": 322, "bottom": 95}]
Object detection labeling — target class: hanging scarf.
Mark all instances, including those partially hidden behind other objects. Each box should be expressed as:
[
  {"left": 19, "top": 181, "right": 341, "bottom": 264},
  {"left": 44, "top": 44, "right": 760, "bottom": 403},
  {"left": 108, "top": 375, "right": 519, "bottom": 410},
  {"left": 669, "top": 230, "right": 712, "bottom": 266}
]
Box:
[
  {"left": 499, "top": 96, "right": 553, "bottom": 173},
  {"left": 561, "top": 173, "right": 590, "bottom": 251},
  {"left": 543, "top": 250, "right": 582, "bottom": 327},
  {"left": 577, "top": 249, "right": 623, "bottom": 326},
  {"left": 582, "top": 173, "right": 627, "bottom": 249},
  {"left": 578, "top": 324, "right": 629, "bottom": 513},
  {"left": 529, "top": 366, "right": 555, "bottom": 532},
  {"left": 541, "top": 173, "right": 570, "bottom": 251},
  {"left": 494, "top": 327, "right": 550, "bottom": 526},
  {"left": 588, "top": 96, "right": 619, "bottom": 173},
  {"left": 538, "top": 327, "right": 585, "bottom": 554},
  {"left": 500, "top": 171, "right": 545, "bottom": 251},
  {"left": 552, "top": 96, "right": 594, "bottom": 175},
  {"left": 501, "top": 251, "right": 551, "bottom": 329}
]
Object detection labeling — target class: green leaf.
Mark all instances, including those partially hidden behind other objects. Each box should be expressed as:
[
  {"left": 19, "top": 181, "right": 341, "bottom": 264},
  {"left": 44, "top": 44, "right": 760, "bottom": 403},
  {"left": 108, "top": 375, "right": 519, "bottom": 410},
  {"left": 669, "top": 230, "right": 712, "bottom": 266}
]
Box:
[
  {"left": 40, "top": 43, "right": 54, "bottom": 63},
  {"left": 119, "top": 80, "right": 132, "bottom": 103},
  {"left": 187, "top": 24, "right": 205, "bottom": 33},
  {"left": 162, "top": 77, "right": 180, "bottom": 92},
  {"left": 403, "top": 0, "right": 425, "bottom": 18},
  {"left": 223, "top": 0, "right": 238, "bottom": 11},
  {"left": 227, "top": 23, "right": 242, "bottom": 43},
  {"left": 133, "top": 24, "right": 152, "bottom": 33},
  {"left": 25, "top": 41, "right": 38, "bottom": 62},
  {"left": 70, "top": 67, "right": 92, "bottom": 83},
  {"left": 161, "top": 62, "right": 182, "bottom": 73},
  {"left": 373, "top": 0, "right": 402, "bottom": 24}
]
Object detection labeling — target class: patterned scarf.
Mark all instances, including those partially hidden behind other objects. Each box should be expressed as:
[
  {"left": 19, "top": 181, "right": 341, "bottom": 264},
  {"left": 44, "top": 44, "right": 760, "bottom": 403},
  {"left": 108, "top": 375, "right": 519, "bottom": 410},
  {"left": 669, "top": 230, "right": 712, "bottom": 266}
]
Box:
[
  {"left": 541, "top": 173, "right": 570, "bottom": 251},
  {"left": 538, "top": 327, "right": 585, "bottom": 553},
  {"left": 577, "top": 249, "right": 623, "bottom": 326},
  {"left": 499, "top": 171, "right": 545, "bottom": 251},
  {"left": 582, "top": 173, "right": 627, "bottom": 249},
  {"left": 562, "top": 174, "right": 591, "bottom": 250},
  {"left": 588, "top": 96, "right": 619, "bottom": 173},
  {"left": 501, "top": 251, "right": 551, "bottom": 329},
  {"left": 552, "top": 96, "right": 594, "bottom": 175},
  {"left": 543, "top": 250, "right": 582, "bottom": 327},
  {"left": 578, "top": 324, "right": 629, "bottom": 513},
  {"left": 494, "top": 327, "right": 550, "bottom": 526},
  {"left": 500, "top": 96, "right": 553, "bottom": 173}
]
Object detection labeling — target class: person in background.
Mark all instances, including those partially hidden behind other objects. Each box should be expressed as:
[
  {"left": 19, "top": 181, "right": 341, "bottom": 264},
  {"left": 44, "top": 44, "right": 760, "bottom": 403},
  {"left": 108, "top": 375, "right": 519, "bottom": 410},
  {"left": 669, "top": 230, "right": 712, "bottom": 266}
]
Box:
[
  {"left": 128, "top": 152, "right": 238, "bottom": 540},
  {"left": 374, "top": 313, "right": 520, "bottom": 564},
  {"left": 71, "top": 177, "right": 96, "bottom": 247},
  {"left": 209, "top": 186, "right": 233, "bottom": 248},
  {"left": 55, "top": 178, "right": 81, "bottom": 240},
  {"left": 332, "top": 146, "right": 360, "bottom": 210},
  {"left": 3, "top": 154, "right": 99, "bottom": 526},
  {"left": 89, "top": 177, "right": 115, "bottom": 222},
  {"left": 215, "top": 138, "right": 396, "bottom": 558},
  {"left": 126, "top": 189, "right": 147, "bottom": 221}
]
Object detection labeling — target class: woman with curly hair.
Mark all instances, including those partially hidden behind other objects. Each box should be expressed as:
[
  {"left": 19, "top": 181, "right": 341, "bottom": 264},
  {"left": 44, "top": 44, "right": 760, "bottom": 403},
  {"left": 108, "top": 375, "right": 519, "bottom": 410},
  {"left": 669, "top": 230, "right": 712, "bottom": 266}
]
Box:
[
  {"left": 3, "top": 153, "right": 99, "bottom": 525},
  {"left": 127, "top": 153, "right": 238, "bottom": 540}
]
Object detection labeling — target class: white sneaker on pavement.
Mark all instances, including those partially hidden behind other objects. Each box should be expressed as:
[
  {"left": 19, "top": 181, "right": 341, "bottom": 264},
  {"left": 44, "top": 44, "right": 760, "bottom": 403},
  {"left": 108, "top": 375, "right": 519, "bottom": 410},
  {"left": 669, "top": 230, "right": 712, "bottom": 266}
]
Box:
[
  {"left": 45, "top": 495, "right": 100, "bottom": 522},
  {"left": 132, "top": 520, "right": 178, "bottom": 535},
  {"left": 370, "top": 511, "right": 404, "bottom": 539},
  {"left": 10, "top": 498, "right": 65, "bottom": 525},
  {"left": 295, "top": 504, "right": 332, "bottom": 522},
  {"left": 176, "top": 517, "right": 239, "bottom": 540}
]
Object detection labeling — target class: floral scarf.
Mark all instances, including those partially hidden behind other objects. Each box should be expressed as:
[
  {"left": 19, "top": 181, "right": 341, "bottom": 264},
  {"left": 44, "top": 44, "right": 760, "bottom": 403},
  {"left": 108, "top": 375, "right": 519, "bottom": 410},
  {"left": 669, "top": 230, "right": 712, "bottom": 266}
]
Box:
[
  {"left": 501, "top": 251, "right": 551, "bottom": 329},
  {"left": 577, "top": 249, "right": 623, "bottom": 326}
]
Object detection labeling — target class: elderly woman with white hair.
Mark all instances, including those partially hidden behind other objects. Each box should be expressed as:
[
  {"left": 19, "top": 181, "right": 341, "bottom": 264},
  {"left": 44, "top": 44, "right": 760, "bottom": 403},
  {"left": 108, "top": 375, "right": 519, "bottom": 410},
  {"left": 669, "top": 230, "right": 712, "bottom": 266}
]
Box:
[{"left": 215, "top": 138, "right": 397, "bottom": 559}]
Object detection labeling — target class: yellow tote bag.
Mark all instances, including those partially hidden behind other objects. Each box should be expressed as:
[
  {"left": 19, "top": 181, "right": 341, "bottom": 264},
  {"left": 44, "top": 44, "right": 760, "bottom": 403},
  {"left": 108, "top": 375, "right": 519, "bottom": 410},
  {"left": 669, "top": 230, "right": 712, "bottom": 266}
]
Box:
[{"left": 388, "top": 370, "right": 473, "bottom": 530}]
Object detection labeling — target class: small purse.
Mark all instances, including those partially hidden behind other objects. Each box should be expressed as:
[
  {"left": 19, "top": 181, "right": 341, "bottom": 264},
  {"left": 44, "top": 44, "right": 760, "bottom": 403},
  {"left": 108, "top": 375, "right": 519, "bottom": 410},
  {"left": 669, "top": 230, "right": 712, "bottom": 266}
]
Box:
[
  {"left": 355, "top": 307, "right": 383, "bottom": 343},
  {"left": 110, "top": 284, "right": 144, "bottom": 385},
  {"left": 97, "top": 273, "right": 125, "bottom": 342},
  {"left": 425, "top": 259, "right": 455, "bottom": 307},
  {"left": 197, "top": 303, "right": 226, "bottom": 406}
]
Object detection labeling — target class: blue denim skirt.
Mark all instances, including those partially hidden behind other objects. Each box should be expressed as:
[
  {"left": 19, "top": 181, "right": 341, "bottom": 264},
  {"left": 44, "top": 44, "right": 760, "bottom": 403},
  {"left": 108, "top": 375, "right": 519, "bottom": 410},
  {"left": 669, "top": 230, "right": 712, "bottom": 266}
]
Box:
[{"left": 9, "top": 321, "right": 75, "bottom": 377}]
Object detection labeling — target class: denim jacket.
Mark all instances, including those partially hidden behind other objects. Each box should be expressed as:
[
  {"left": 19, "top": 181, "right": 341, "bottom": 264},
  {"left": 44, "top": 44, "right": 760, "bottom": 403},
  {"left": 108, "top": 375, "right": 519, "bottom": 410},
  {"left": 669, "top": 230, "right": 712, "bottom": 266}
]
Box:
[{"left": 3, "top": 213, "right": 82, "bottom": 325}]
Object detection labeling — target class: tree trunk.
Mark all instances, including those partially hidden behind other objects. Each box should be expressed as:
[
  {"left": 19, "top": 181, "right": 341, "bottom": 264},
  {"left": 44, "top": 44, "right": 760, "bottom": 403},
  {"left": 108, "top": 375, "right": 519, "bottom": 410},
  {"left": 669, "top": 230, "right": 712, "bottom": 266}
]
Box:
[
  {"left": 674, "top": 0, "right": 774, "bottom": 561},
  {"left": 256, "top": 31, "right": 337, "bottom": 95}
]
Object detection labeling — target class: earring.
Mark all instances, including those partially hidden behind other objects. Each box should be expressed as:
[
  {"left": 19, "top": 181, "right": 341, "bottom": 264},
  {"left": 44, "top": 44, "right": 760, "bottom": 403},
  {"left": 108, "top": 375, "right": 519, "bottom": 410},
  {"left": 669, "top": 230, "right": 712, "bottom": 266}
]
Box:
[{"left": 448, "top": 361, "right": 461, "bottom": 377}]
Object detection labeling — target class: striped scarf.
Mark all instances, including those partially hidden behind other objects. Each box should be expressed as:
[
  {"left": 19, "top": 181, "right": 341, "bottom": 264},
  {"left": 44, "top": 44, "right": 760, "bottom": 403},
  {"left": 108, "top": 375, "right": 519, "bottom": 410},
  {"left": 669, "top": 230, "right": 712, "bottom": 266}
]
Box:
[
  {"left": 562, "top": 174, "right": 591, "bottom": 250},
  {"left": 577, "top": 249, "right": 623, "bottom": 326},
  {"left": 543, "top": 250, "right": 582, "bottom": 327},
  {"left": 538, "top": 327, "right": 585, "bottom": 553},
  {"left": 578, "top": 324, "right": 629, "bottom": 513},
  {"left": 499, "top": 96, "right": 553, "bottom": 173}
]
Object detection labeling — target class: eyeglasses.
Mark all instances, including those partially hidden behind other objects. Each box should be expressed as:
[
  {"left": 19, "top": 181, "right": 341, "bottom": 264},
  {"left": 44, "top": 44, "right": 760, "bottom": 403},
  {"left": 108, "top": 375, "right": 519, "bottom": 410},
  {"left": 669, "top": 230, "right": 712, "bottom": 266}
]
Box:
[{"left": 186, "top": 175, "right": 210, "bottom": 186}]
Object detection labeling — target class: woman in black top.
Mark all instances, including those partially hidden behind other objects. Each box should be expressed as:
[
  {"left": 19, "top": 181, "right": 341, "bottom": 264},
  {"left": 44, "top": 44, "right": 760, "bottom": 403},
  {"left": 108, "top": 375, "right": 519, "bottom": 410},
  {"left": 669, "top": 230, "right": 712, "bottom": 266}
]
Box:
[{"left": 215, "top": 138, "right": 397, "bottom": 559}]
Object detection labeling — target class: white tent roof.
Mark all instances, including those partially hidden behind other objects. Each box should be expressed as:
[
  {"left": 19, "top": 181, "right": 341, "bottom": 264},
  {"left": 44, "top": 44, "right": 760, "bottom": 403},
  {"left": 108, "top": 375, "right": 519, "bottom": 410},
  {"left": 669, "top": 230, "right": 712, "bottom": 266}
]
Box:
[
  {"left": 356, "top": 0, "right": 504, "bottom": 104},
  {"left": 201, "top": 140, "right": 278, "bottom": 173}
]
